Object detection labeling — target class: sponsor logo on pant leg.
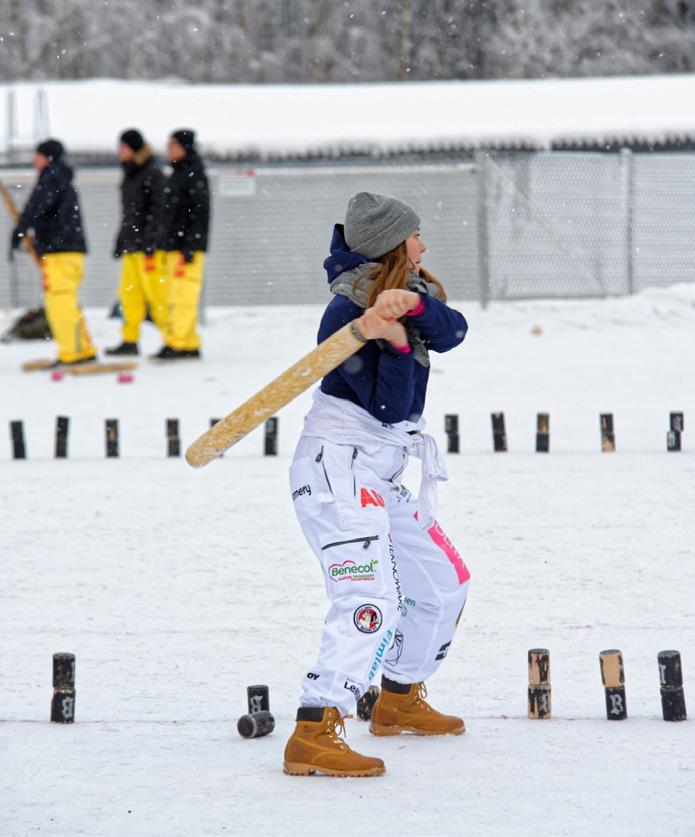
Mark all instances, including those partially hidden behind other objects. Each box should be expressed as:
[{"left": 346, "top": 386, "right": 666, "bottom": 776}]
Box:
[
  {"left": 306, "top": 672, "right": 320, "bottom": 680},
  {"left": 385, "top": 629, "right": 404, "bottom": 666},
  {"left": 414, "top": 513, "right": 471, "bottom": 585},
  {"left": 291, "top": 484, "right": 312, "bottom": 501},
  {"left": 435, "top": 641, "right": 451, "bottom": 661},
  {"left": 329, "top": 559, "right": 379, "bottom": 582},
  {"left": 368, "top": 628, "right": 394, "bottom": 681},
  {"left": 387, "top": 535, "right": 404, "bottom": 611},
  {"left": 353, "top": 604, "right": 383, "bottom": 634},
  {"left": 343, "top": 678, "right": 361, "bottom": 701},
  {"left": 360, "top": 488, "right": 385, "bottom": 508}
]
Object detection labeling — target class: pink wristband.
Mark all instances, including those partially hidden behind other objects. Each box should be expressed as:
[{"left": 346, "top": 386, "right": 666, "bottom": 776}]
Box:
[
  {"left": 391, "top": 343, "right": 412, "bottom": 354},
  {"left": 406, "top": 298, "right": 425, "bottom": 317}
]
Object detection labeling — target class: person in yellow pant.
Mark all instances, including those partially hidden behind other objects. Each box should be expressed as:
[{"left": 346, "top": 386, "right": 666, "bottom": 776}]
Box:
[
  {"left": 42, "top": 253, "right": 96, "bottom": 363},
  {"left": 107, "top": 129, "right": 167, "bottom": 356},
  {"left": 152, "top": 129, "right": 210, "bottom": 360},
  {"left": 116, "top": 250, "right": 168, "bottom": 345},
  {"left": 163, "top": 250, "right": 205, "bottom": 352},
  {"left": 10, "top": 139, "right": 96, "bottom": 366}
]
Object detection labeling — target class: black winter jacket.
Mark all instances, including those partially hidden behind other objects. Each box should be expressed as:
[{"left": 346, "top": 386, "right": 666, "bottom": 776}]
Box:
[
  {"left": 161, "top": 150, "right": 210, "bottom": 261},
  {"left": 114, "top": 147, "right": 165, "bottom": 256},
  {"left": 15, "top": 160, "right": 87, "bottom": 255}
]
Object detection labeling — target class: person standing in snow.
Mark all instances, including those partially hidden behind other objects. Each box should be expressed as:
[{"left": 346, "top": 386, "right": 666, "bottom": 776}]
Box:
[
  {"left": 9, "top": 139, "right": 97, "bottom": 367},
  {"left": 284, "top": 192, "right": 471, "bottom": 778},
  {"left": 106, "top": 129, "right": 166, "bottom": 356},
  {"left": 151, "top": 129, "right": 210, "bottom": 360}
]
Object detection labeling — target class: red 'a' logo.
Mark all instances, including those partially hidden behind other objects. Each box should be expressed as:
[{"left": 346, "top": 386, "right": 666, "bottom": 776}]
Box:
[{"left": 360, "top": 488, "right": 385, "bottom": 508}]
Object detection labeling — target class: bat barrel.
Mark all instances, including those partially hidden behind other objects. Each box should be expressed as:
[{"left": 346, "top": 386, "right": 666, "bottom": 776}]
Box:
[{"left": 185, "top": 321, "right": 366, "bottom": 468}]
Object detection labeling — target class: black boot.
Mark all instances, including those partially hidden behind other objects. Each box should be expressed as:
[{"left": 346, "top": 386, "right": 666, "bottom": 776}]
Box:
[
  {"left": 49, "top": 355, "right": 98, "bottom": 368},
  {"left": 150, "top": 345, "right": 178, "bottom": 360},
  {"left": 151, "top": 345, "right": 201, "bottom": 360},
  {"left": 105, "top": 341, "right": 139, "bottom": 356}
]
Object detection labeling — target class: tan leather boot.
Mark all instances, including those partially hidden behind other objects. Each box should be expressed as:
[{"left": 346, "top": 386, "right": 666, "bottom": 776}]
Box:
[
  {"left": 369, "top": 677, "right": 465, "bottom": 736},
  {"left": 284, "top": 707, "right": 386, "bottom": 777}
]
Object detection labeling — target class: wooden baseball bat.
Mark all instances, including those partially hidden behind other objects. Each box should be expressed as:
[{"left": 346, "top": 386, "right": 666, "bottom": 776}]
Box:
[
  {"left": 185, "top": 320, "right": 367, "bottom": 468},
  {"left": 0, "top": 180, "right": 43, "bottom": 268}
]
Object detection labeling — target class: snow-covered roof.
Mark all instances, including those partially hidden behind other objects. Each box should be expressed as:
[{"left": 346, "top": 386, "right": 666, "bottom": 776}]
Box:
[{"left": 2, "top": 74, "right": 695, "bottom": 160}]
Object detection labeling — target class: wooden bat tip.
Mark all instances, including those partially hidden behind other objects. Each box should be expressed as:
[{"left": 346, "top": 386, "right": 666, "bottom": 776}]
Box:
[{"left": 184, "top": 447, "right": 205, "bottom": 468}]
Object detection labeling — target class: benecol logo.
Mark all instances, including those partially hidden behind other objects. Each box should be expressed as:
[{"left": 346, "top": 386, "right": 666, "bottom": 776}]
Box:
[{"left": 329, "top": 559, "right": 379, "bottom": 582}]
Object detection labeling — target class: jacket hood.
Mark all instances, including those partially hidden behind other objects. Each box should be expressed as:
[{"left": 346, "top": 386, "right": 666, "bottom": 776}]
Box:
[
  {"left": 44, "top": 158, "right": 73, "bottom": 182},
  {"left": 323, "top": 224, "right": 371, "bottom": 284},
  {"left": 122, "top": 145, "right": 155, "bottom": 175}
]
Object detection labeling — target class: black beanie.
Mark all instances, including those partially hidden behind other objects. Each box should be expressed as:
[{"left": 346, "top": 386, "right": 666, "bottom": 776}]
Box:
[
  {"left": 120, "top": 129, "right": 145, "bottom": 152},
  {"left": 171, "top": 129, "right": 196, "bottom": 151},
  {"left": 35, "top": 139, "right": 64, "bottom": 161}
]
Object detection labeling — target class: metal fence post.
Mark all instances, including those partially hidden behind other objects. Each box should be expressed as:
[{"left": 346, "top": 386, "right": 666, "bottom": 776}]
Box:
[
  {"left": 621, "top": 148, "right": 635, "bottom": 296},
  {"left": 6, "top": 89, "right": 16, "bottom": 161},
  {"left": 9, "top": 260, "right": 19, "bottom": 309},
  {"left": 475, "top": 150, "right": 491, "bottom": 309}
]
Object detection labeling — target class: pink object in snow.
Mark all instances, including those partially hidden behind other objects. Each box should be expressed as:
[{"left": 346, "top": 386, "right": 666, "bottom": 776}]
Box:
[
  {"left": 51, "top": 370, "right": 64, "bottom": 381},
  {"left": 117, "top": 372, "right": 134, "bottom": 384}
]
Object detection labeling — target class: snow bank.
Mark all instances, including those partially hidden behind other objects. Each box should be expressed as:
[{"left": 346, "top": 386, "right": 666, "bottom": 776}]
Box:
[{"left": 3, "top": 74, "right": 695, "bottom": 159}]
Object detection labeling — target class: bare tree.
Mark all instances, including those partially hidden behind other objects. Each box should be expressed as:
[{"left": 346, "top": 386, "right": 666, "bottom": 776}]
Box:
[{"left": 1, "top": 0, "right": 693, "bottom": 83}]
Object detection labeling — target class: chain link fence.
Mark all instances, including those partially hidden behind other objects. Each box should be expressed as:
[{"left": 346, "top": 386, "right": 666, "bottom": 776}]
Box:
[
  {"left": 1, "top": 151, "right": 694, "bottom": 310},
  {"left": 483, "top": 150, "right": 695, "bottom": 301}
]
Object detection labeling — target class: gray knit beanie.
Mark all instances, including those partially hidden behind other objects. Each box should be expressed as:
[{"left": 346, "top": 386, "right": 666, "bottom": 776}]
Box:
[{"left": 344, "top": 192, "right": 420, "bottom": 259}]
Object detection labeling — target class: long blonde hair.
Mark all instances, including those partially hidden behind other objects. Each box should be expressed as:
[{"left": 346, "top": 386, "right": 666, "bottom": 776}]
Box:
[{"left": 366, "top": 242, "right": 447, "bottom": 308}]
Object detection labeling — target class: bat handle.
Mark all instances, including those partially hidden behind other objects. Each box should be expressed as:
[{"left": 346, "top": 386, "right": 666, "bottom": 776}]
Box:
[{"left": 350, "top": 320, "right": 368, "bottom": 344}]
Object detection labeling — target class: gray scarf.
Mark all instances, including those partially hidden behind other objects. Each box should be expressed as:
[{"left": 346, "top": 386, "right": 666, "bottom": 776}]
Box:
[{"left": 329, "top": 264, "right": 439, "bottom": 367}]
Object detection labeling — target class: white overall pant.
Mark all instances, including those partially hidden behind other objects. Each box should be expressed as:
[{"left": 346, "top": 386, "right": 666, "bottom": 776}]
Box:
[{"left": 290, "top": 407, "right": 471, "bottom": 717}]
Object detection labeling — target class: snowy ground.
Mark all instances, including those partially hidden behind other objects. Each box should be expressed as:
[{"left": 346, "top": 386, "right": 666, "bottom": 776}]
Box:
[{"left": 1, "top": 288, "right": 694, "bottom": 837}]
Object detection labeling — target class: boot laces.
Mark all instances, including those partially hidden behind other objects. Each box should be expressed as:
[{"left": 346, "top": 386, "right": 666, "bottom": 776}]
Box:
[
  {"left": 327, "top": 711, "right": 348, "bottom": 749},
  {"left": 414, "top": 682, "right": 434, "bottom": 713}
]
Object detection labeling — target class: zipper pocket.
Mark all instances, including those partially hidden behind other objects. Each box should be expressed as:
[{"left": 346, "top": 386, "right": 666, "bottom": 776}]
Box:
[
  {"left": 315, "top": 446, "right": 333, "bottom": 494},
  {"left": 321, "top": 535, "right": 379, "bottom": 551}
]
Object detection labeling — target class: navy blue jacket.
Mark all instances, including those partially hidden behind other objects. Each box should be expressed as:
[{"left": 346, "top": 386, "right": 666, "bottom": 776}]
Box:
[
  {"left": 319, "top": 225, "right": 467, "bottom": 424},
  {"left": 161, "top": 150, "right": 210, "bottom": 261},
  {"left": 15, "top": 160, "right": 87, "bottom": 255},
  {"left": 114, "top": 150, "right": 165, "bottom": 256}
]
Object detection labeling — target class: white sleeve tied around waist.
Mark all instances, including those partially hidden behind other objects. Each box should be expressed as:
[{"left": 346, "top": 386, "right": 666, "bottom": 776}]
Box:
[{"left": 411, "top": 433, "right": 448, "bottom": 530}]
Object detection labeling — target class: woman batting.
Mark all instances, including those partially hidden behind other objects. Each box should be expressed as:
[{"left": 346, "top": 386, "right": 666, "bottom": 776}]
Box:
[{"left": 284, "top": 192, "right": 471, "bottom": 777}]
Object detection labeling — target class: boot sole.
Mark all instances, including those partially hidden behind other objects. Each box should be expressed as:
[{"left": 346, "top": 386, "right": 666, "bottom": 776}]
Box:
[
  {"left": 283, "top": 762, "right": 385, "bottom": 777},
  {"left": 369, "top": 722, "right": 465, "bottom": 737}
]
